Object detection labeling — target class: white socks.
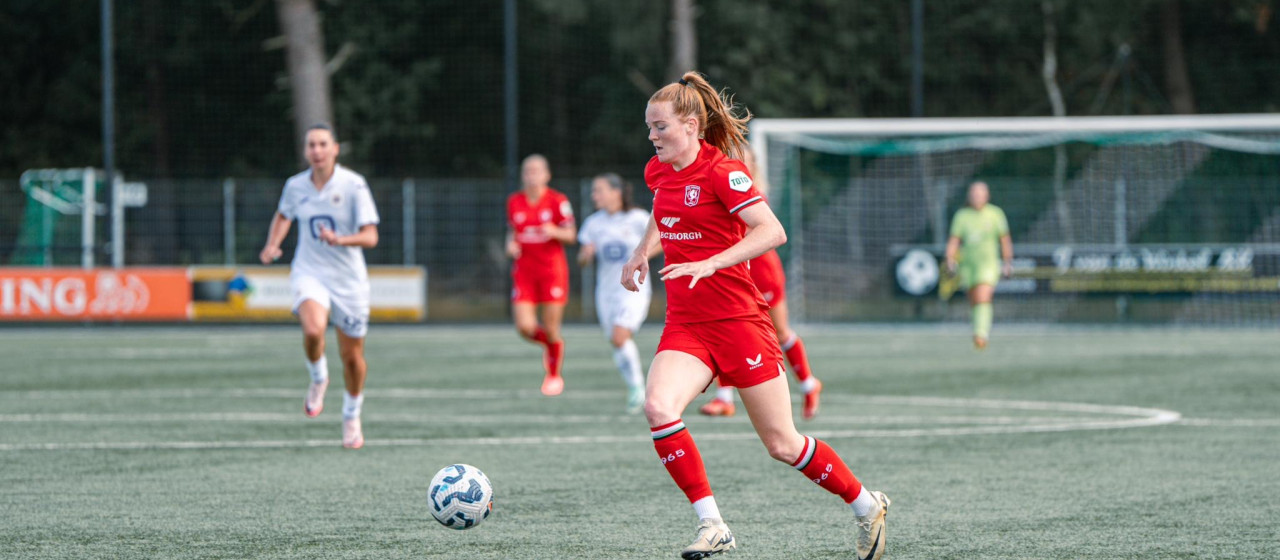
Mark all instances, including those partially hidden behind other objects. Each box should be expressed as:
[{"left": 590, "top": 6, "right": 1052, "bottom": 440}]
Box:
[
  {"left": 306, "top": 356, "right": 329, "bottom": 384},
  {"left": 800, "top": 376, "right": 819, "bottom": 394},
  {"left": 613, "top": 339, "right": 644, "bottom": 389},
  {"left": 692, "top": 496, "right": 721, "bottom": 521},
  {"left": 849, "top": 487, "right": 878, "bottom": 517},
  {"left": 715, "top": 386, "right": 735, "bottom": 402},
  {"left": 342, "top": 392, "right": 363, "bottom": 420}
]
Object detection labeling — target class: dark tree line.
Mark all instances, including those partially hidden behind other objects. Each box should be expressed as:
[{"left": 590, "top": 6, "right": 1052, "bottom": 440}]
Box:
[{"left": 2, "top": 0, "right": 1278, "bottom": 180}]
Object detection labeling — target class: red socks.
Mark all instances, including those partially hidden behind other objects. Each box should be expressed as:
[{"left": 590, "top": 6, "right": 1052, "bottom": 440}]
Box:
[
  {"left": 792, "top": 435, "right": 863, "bottom": 503},
  {"left": 523, "top": 327, "right": 563, "bottom": 378},
  {"left": 781, "top": 334, "right": 812, "bottom": 382},
  {"left": 528, "top": 327, "right": 549, "bottom": 345},
  {"left": 651, "top": 420, "right": 713, "bottom": 503},
  {"left": 544, "top": 340, "right": 564, "bottom": 378}
]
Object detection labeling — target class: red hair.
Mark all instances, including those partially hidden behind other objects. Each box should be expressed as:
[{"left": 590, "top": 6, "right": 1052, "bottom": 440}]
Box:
[{"left": 648, "top": 71, "right": 752, "bottom": 160}]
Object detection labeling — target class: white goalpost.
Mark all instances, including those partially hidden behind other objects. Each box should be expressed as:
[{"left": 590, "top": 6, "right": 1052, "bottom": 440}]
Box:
[{"left": 749, "top": 114, "right": 1280, "bottom": 325}]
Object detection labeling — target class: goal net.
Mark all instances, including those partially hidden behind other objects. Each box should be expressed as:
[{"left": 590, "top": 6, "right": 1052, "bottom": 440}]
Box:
[{"left": 750, "top": 115, "right": 1280, "bottom": 325}]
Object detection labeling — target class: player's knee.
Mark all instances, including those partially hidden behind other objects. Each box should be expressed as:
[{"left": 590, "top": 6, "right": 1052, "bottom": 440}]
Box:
[
  {"left": 515, "top": 323, "right": 538, "bottom": 339},
  {"left": 302, "top": 323, "right": 326, "bottom": 341},
  {"left": 762, "top": 433, "right": 804, "bottom": 464},
  {"left": 610, "top": 331, "right": 630, "bottom": 348},
  {"left": 643, "top": 397, "right": 679, "bottom": 427}
]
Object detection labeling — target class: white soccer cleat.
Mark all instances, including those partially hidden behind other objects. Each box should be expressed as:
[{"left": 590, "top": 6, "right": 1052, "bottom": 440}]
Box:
[
  {"left": 680, "top": 517, "right": 735, "bottom": 559},
  {"left": 342, "top": 417, "right": 364, "bottom": 449},
  {"left": 854, "top": 491, "right": 891, "bottom": 560},
  {"left": 626, "top": 386, "right": 645, "bottom": 414},
  {"left": 304, "top": 378, "right": 328, "bottom": 418}
]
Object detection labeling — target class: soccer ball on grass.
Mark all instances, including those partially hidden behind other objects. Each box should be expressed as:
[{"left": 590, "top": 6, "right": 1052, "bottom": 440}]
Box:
[{"left": 428, "top": 464, "right": 494, "bottom": 530}]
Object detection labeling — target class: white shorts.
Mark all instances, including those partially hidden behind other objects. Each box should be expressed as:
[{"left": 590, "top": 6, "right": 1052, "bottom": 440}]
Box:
[
  {"left": 596, "top": 290, "right": 651, "bottom": 336},
  {"left": 291, "top": 274, "right": 371, "bottom": 338}
]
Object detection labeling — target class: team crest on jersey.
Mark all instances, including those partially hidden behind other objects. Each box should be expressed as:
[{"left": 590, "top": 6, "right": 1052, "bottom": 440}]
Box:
[
  {"left": 514, "top": 211, "right": 526, "bottom": 223},
  {"left": 330, "top": 193, "right": 343, "bottom": 206},
  {"left": 684, "top": 185, "right": 701, "bottom": 207},
  {"left": 540, "top": 209, "right": 553, "bottom": 222}
]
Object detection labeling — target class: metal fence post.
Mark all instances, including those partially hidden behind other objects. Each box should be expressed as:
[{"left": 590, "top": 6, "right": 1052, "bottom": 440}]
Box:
[
  {"left": 82, "top": 167, "right": 95, "bottom": 269},
  {"left": 224, "top": 178, "right": 236, "bottom": 265},
  {"left": 403, "top": 178, "right": 415, "bottom": 265},
  {"left": 580, "top": 178, "right": 594, "bottom": 320},
  {"left": 111, "top": 175, "right": 124, "bottom": 268}
]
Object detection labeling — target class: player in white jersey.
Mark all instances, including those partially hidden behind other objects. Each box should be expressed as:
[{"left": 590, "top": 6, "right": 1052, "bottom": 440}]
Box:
[
  {"left": 577, "top": 173, "right": 655, "bottom": 413},
  {"left": 259, "top": 123, "right": 380, "bottom": 449}
]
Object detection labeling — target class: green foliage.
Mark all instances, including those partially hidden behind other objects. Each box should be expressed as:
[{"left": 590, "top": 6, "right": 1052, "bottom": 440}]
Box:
[{"left": 2, "top": 0, "right": 1280, "bottom": 178}]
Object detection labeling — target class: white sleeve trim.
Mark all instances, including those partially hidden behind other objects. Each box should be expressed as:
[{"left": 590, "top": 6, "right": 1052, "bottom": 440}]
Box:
[{"left": 728, "top": 196, "right": 763, "bottom": 215}]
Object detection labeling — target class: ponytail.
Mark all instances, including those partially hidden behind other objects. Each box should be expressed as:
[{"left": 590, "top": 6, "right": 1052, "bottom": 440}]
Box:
[{"left": 648, "top": 71, "right": 752, "bottom": 160}]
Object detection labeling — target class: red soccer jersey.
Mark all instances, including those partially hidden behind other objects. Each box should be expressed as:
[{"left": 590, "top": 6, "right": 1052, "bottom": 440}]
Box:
[
  {"left": 646, "top": 140, "right": 770, "bottom": 323},
  {"left": 507, "top": 187, "right": 574, "bottom": 271}
]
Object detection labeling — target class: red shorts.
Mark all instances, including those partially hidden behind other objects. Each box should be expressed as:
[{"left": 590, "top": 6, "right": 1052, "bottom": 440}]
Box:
[
  {"left": 657, "top": 312, "right": 786, "bottom": 388},
  {"left": 750, "top": 250, "right": 786, "bottom": 305},
  {"left": 512, "top": 260, "right": 569, "bottom": 305}
]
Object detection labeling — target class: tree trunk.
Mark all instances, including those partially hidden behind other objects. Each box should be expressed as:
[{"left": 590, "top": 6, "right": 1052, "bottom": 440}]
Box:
[
  {"left": 1161, "top": 0, "right": 1196, "bottom": 114},
  {"left": 274, "top": 0, "right": 333, "bottom": 152},
  {"left": 1042, "top": 0, "right": 1073, "bottom": 243},
  {"left": 668, "top": 0, "right": 697, "bottom": 81}
]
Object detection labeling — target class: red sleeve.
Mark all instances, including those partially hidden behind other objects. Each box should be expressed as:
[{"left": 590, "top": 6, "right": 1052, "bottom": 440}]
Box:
[
  {"left": 506, "top": 194, "right": 517, "bottom": 229},
  {"left": 710, "top": 159, "right": 765, "bottom": 216},
  {"left": 553, "top": 191, "right": 575, "bottom": 226}
]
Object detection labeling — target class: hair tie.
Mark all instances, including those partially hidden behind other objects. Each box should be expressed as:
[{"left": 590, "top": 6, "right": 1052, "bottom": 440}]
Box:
[{"left": 678, "top": 78, "right": 689, "bottom": 86}]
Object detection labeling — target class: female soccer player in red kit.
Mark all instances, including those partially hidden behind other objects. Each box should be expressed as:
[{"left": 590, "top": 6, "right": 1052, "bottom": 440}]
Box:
[
  {"left": 506, "top": 154, "right": 576, "bottom": 396},
  {"left": 621, "top": 72, "right": 890, "bottom": 559},
  {"left": 700, "top": 147, "right": 824, "bottom": 420}
]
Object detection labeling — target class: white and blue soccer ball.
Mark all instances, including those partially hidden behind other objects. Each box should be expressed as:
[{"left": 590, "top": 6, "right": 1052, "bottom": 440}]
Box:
[{"left": 428, "top": 464, "right": 494, "bottom": 530}]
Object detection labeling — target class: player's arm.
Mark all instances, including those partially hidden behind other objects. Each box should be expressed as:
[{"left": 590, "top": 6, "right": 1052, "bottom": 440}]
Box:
[
  {"left": 505, "top": 230, "right": 520, "bottom": 259},
  {"left": 320, "top": 224, "right": 378, "bottom": 248},
  {"left": 541, "top": 222, "right": 577, "bottom": 245},
  {"left": 660, "top": 203, "right": 786, "bottom": 289},
  {"left": 1000, "top": 233, "right": 1014, "bottom": 277},
  {"left": 577, "top": 243, "right": 596, "bottom": 266},
  {"left": 944, "top": 235, "right": 961, "bottom": 273},
  {"left": 621, "top": 215, "right": 660, "bottom": 292},
  {"left": 259, "top": 212, "right": 292, "bottom": 265}
]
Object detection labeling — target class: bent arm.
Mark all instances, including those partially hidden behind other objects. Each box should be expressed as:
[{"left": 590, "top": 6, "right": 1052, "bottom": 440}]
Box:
[
  {"left": 260, "top": 213, "right": 293, "bottom": 264},
  {"left": 945, "top": 236, "right": 961, "bottom": 268},
  {"left": 336, "top": 224, "right": 379, "bottom": 248},
  {"left": 633, "top": 216, "right": 661, "bottom": 261},
  {"left": 707, "top": 203, "right": 786, "bottom": 270}
]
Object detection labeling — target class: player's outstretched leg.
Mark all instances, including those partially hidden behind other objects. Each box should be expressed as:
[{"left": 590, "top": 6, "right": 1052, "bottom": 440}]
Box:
[
  {"left": 539, "top": 304, "right": 566, "bottom": 396},
  {"left": 611, "top": 326, "right": 646, "bottom": 413},
  {"left": 298, "top": 300, "right": 330, "bottom": 417},
  {"left": 969, "top": 284, "right": 994, "bottom": 349},
  {"left": 780, "top": 333, "right": 822, "bottom": 420},
  {"left": 647, "top": 351, "right": 736, "bottom": 558},
  {"left": 699, "top": 383, "right": 736, "bottom": 417},
  {"left": 739, "top": 375, "right": 889, "bottom": 560},
  {"left": 771, "top": 301, "right": 822, "bottom": 420},
  {"left": 337, "top": 330, "right": 367, "bottom": 449}
]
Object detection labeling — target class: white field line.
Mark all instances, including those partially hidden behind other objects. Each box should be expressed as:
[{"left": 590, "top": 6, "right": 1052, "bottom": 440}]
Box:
[
  {"left": 0, "top": 413, "right": 1092, "bottom": 425},
  {"left": 0, "top": 388, "right": 1191, "bottom": 420},
  {"left": 0, "top": 405, "right": 1185, "bottom": 453},
  {"left": 0, "top": 413, "right": 1182, "bottom": 453},
  {"left": 1177, "top": 417, "right": 1280, "bottom": 427}
]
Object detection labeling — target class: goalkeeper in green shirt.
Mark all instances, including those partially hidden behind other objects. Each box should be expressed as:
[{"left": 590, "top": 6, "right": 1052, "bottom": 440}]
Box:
[{"left": 945, "top": 182, "right": 1013, "bottom": 349}]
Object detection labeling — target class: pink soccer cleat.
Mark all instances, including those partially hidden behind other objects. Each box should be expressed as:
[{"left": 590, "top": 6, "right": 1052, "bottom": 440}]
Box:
[
  {"left": 304, "top": 378, "right": 329, "bottom": 418},
  {"left": 342, "top": 417, "right": 364, "bottom": 449}
]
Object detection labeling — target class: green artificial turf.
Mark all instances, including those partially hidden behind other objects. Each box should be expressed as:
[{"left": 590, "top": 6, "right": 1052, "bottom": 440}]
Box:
[{"left": 0, "top": 325, "right": 1276, "bottom": 559}]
